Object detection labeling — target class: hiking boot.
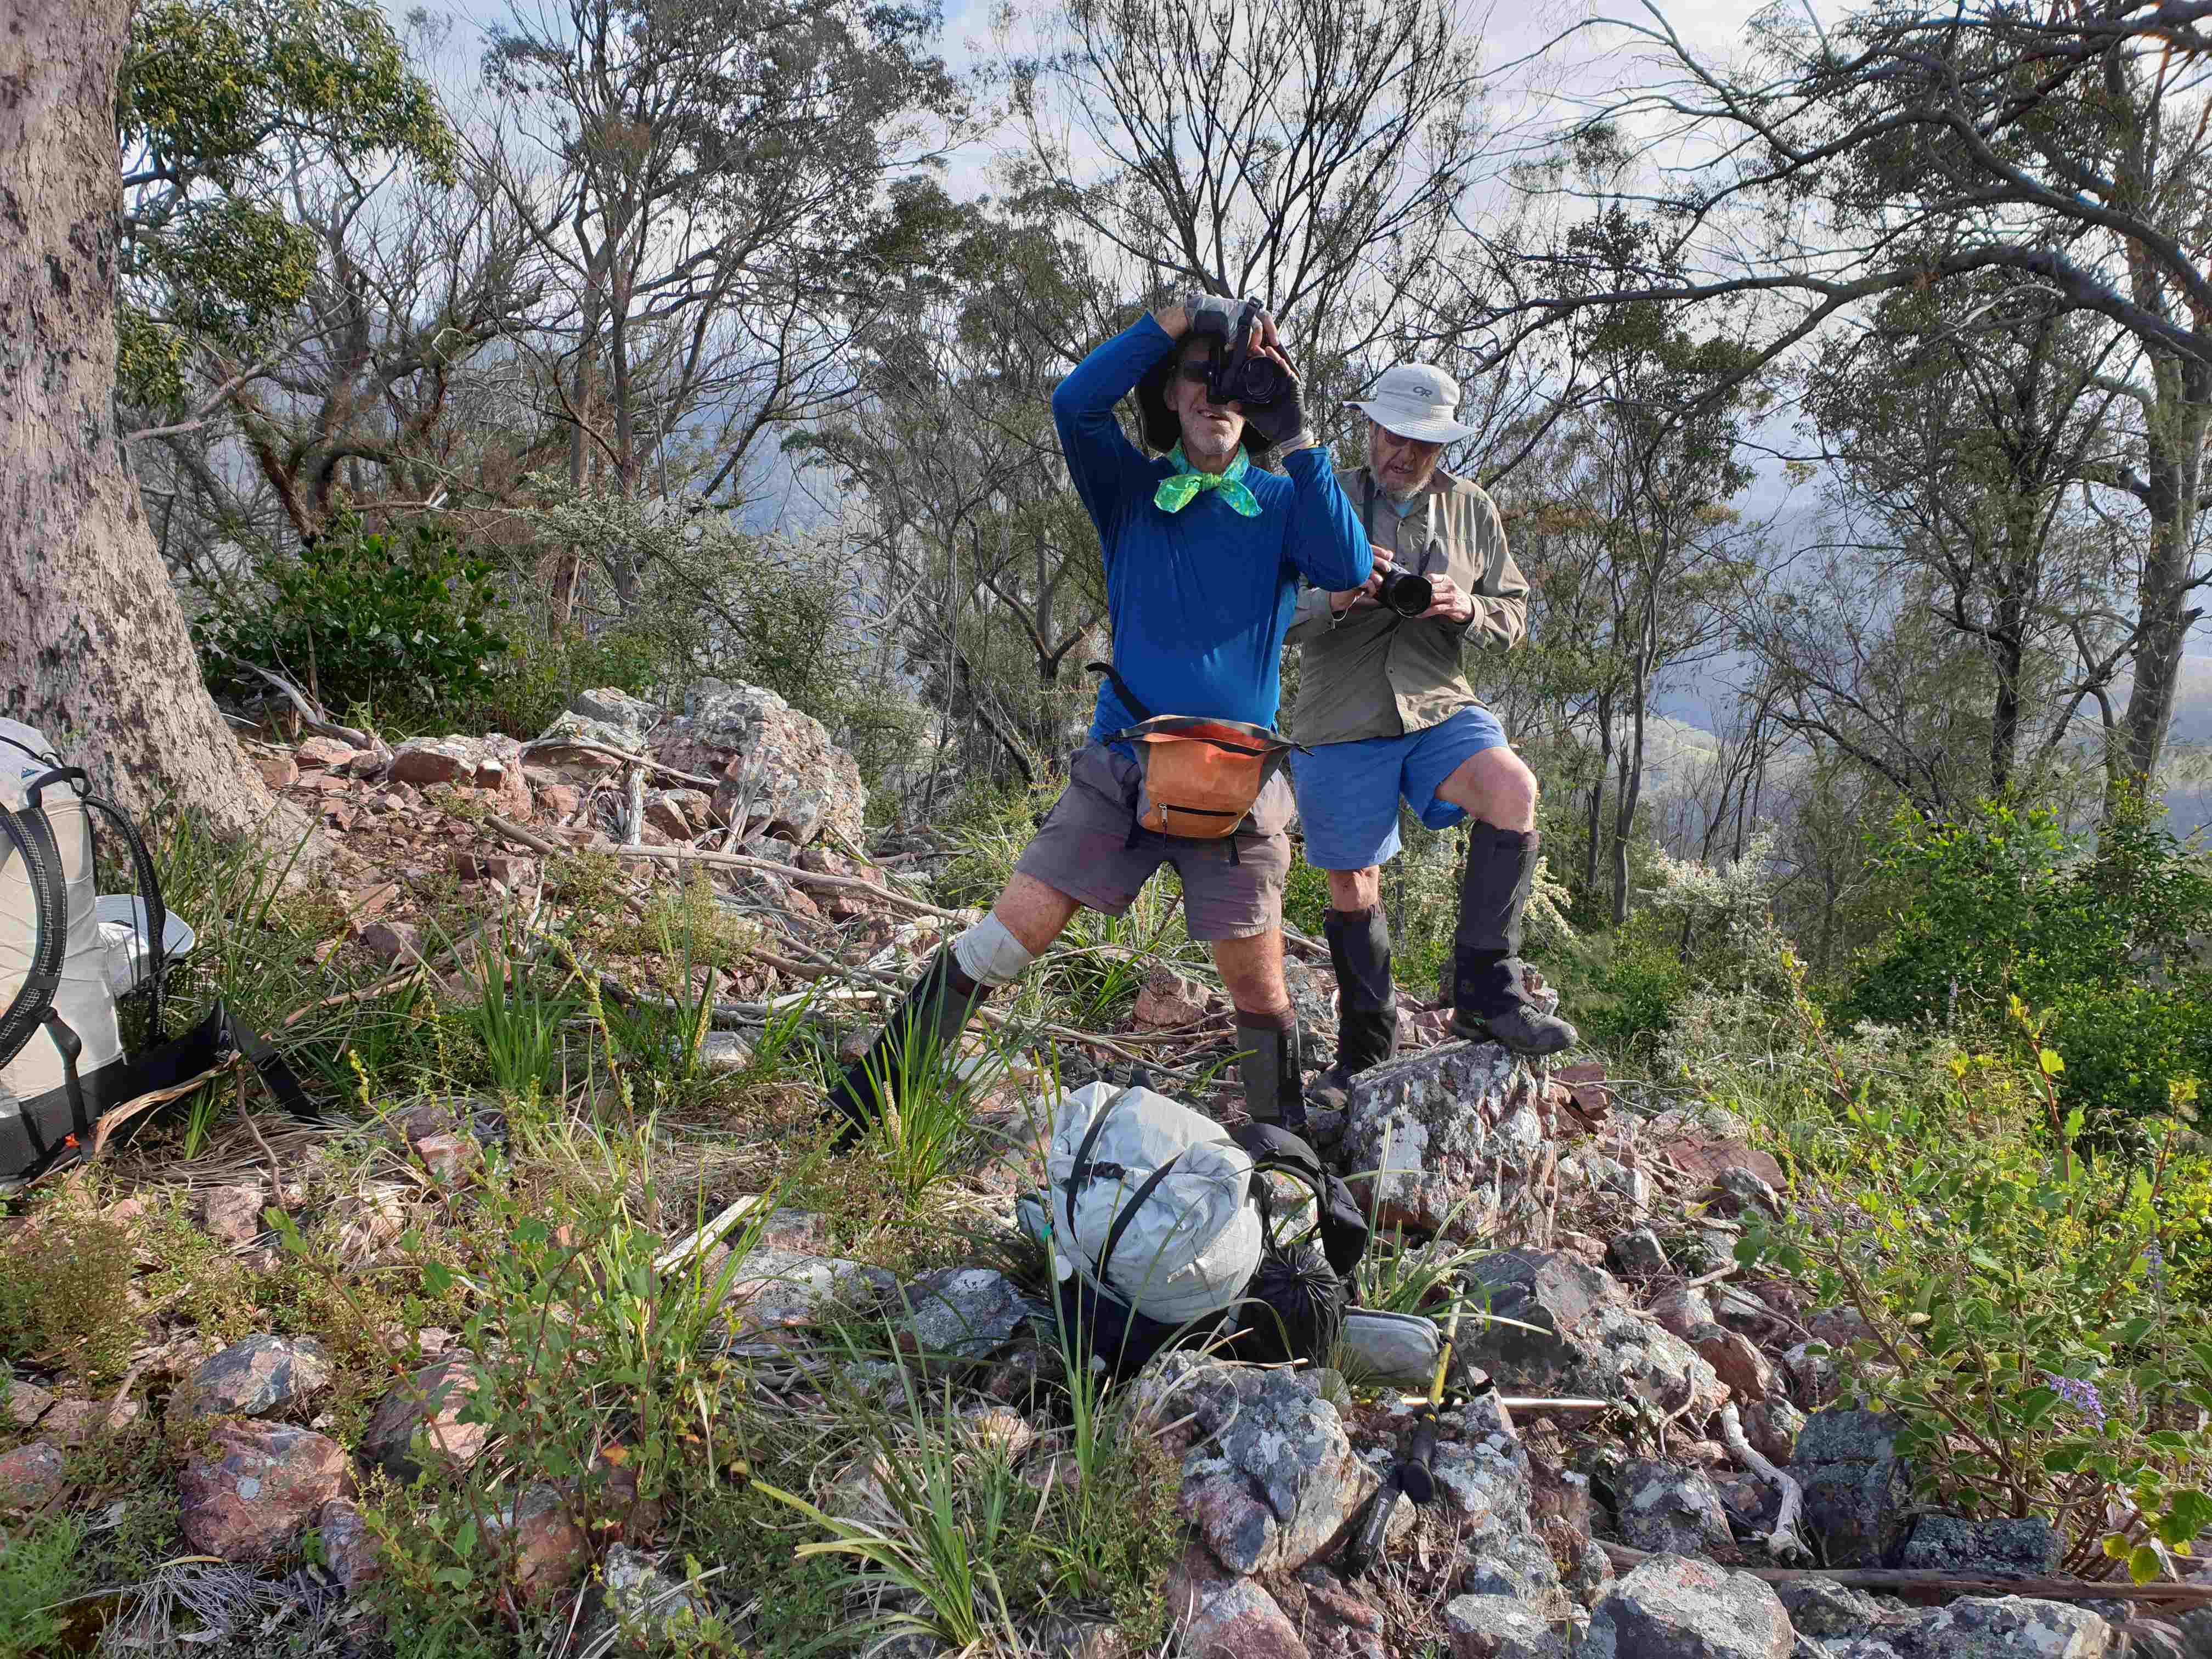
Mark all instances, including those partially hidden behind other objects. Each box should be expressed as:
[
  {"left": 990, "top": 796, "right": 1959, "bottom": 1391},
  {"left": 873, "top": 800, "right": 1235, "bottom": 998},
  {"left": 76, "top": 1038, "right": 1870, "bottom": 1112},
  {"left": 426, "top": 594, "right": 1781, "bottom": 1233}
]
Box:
[
  {"left": 1449, "top": 952, "right": 1577, "bottom": 1057},
  {"left": 821, "top": 948, "right": 990, "bottom": 1149},
  {"left": 1451, "top": 823, "right": 1576, "bottom": 1059},
  {"left": 1307, "top": 905, "right": 1398, "bottom": 1111},
  {"left": 1237, "top": 1015, "right": 1307, "bottom": 1135}
]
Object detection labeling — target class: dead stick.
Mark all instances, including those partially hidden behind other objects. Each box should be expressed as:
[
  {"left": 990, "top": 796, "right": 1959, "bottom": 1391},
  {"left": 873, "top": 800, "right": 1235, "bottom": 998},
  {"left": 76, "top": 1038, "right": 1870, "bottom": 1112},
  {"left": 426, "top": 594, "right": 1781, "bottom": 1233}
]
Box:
[
  {"left": 487, "top": 815, "right": 566, "bottom": 858},
  {"left": 1595, "top": 1543, "right": 2212, "bottom": 1607},
  {"left": 520, "top": 737, "right": 724, "bottom": 792},
  {"left": 1719, "top": 1400, "right": 1809, "bottom": 1561},
  {"left": 597, "top": 840, "right": 970, "bottom": 923},
  {"left": 281, "top": 964, "right": 427, "bottom": 1028}
]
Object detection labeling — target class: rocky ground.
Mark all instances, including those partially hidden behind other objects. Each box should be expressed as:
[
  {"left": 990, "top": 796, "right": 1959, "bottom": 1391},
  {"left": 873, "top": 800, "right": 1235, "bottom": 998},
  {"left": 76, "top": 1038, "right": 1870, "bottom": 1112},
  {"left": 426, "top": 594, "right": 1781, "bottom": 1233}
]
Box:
[{"left": 4, "top": 682, "right": 2210, "bottom": 1659}]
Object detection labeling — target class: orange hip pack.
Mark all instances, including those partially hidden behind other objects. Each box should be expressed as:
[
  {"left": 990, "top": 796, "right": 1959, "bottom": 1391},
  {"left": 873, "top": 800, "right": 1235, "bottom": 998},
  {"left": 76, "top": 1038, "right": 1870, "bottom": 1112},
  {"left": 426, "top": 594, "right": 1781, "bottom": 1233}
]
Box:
[
  {"left": 1088, "top": 662, "right": 1299, "bottom": 842},
  {"left": 1115, "top": 715, "right": 1296, "bottom": 839}
]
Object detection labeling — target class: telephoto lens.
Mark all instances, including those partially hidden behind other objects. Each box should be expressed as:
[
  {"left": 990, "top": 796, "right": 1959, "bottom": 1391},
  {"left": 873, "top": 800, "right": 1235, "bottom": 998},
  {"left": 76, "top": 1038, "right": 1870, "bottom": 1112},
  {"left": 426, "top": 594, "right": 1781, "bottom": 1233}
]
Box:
[{"left": 1376, "top": 570, "right": 1432, "bottom": 617}]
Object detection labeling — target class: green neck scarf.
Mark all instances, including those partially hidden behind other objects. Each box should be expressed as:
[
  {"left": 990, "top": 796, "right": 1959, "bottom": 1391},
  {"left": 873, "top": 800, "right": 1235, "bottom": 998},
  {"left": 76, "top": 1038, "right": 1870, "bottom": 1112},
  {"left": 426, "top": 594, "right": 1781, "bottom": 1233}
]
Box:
[{"left": 1153, "top": 444, "right": 1260, "bottom": 518}]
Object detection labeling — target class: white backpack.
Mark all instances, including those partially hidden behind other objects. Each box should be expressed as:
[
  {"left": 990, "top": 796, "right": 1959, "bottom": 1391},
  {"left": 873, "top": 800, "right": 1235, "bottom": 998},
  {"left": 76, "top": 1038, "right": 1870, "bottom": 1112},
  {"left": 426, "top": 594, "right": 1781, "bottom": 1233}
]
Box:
[
  {"left": 1043, "top": 1081, "right": 1266, "bottom": 1325},
  {"left": 0, "top": 722, "right": 304, "bottom": 1183}
]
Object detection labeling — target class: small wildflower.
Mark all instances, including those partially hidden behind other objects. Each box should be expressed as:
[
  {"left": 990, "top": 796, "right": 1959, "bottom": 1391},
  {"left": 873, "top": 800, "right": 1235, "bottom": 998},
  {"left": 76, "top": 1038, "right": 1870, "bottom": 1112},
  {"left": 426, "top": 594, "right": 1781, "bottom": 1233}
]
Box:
[
  {"left": 2040, "top": 1370, "right": 2108, "bottom": 1429},
  {"left": 2143, "top": 1243, "right": 2166, "bottom": 1295}
]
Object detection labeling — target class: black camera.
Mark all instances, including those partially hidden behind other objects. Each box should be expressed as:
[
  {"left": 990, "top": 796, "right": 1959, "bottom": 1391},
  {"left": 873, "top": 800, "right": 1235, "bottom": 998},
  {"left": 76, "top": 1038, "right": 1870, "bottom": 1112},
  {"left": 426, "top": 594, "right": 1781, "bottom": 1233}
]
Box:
[
  {"left": 1194, "top": 298, "right": 1294, "bottom": 409},
  {"left": 1376, "top": 569, "right": 1433, "bottom": 617}
]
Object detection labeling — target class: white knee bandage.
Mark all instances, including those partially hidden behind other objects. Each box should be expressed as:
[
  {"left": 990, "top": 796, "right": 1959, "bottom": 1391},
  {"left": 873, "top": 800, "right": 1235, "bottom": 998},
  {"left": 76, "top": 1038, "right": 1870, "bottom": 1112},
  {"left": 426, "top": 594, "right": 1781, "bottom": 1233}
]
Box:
[{"left": 952, "top": 914, "right": 1036, "bottom": 988}]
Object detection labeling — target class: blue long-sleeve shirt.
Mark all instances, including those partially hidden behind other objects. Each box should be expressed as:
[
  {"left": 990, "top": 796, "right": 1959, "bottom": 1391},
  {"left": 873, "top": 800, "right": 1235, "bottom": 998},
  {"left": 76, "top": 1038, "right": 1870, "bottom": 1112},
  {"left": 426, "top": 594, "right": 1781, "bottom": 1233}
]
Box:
[{"left": 1052, "top": 315, "right": 1372, "bottom": 748}]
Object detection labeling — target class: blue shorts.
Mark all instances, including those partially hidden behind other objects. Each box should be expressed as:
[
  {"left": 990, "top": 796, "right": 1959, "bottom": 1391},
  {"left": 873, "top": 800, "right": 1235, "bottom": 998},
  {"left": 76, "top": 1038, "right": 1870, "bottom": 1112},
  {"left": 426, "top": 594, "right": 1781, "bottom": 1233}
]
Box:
[{"left": 1288, "top": 706, "right": 1506, "bottom": 870}]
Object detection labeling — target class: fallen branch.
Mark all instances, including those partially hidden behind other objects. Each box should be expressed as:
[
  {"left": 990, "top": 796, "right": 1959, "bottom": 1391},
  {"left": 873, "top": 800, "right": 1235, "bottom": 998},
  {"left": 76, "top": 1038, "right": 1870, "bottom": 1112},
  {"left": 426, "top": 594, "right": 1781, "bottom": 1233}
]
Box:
[
  {"left": 210, "top": 652, "right": 376, "bottom": 751},
  {"left": 487, "top": 815, "right": 567, "bottom": 858},
  {"left": 654, "top": 1196, "right": 772, "bottom": 1274},
  {"left": 1718, "top": 1401, "right": 1809, "bottom": 1561},
  {"left": 520, "top": 736, "right": 724, "bottom": 792},
  {"left": 1595, "top": 1543, "right": 2212, "bottom": 1608},
  {"left": 1498, "top": 1396, "right": 1613, "bottom": 1415},
  {"left": 601, "top": 841, "right": 971, "bottom": 924},
  {"left": 281, "top": 964, "right": 428, "bottom": 1028}
]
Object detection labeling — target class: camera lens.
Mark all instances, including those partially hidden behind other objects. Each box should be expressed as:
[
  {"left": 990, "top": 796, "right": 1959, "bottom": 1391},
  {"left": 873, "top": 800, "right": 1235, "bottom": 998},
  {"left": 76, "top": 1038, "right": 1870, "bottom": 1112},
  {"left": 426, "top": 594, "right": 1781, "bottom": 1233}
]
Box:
[{"left": 1377, "top": 571, "right": 1432, "bottom": 617}]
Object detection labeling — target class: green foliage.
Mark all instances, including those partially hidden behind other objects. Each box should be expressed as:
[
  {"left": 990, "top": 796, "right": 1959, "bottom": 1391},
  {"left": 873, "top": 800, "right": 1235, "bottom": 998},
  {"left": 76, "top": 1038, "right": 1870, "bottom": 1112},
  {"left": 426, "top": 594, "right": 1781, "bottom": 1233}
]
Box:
[
  {"left": 454, "top": 625, "right": 666, "bottom": 746},
  {"left": 196, "top": 514, "right": 512, "bottom": 727},
  {"left": 0, "top": 1189, "right": 139, "bottom": 1384},
  {"left": 1735, "top": 967, "right": 2212, "bottom": 1578},
  {"left": 1555, "top": 913, "right": 1697, "bottom": 1059},
  {"left": 1844, "top": 801, "right": 2212, "bottom": 1135},
  {"left": 121, "top": 0, "right": 455, "bottom": 352},
  {"left": 0, "top": 1514, "right": 92, "bottom": 1659}
]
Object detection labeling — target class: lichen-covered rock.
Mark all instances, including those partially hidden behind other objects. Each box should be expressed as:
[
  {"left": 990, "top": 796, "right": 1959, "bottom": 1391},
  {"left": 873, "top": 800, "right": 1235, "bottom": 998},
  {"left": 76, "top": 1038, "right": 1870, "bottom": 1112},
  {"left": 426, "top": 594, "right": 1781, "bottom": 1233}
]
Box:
[
  {"left": 1790, "top": 1410, "right": 1913, "bottom": 1568},
  {"left": 1774, "top": 1577, "right": 1887, "bottom": 1638},
  {"left": 1460, "top": 1251, "right": 1727, "bottom": 1420},
  {"left": 651, "top": 681, "right": 865, "bottom": 848},
  {"left": 1339, "top": 1042, "right": 1554, "bottom": 1240},
  {"left": 1136, "top": 1353, "right": 1375, "bottom": 1576},
  {"left": 602, "top": 1544, "right": 713, "bottom": 1642},
  {"left": 895, "top": 1268, "right": 1040, "bottom": 1361},
  {"left": 1133, "top": 967, "right": 1211, "bottom": 1029},
  {"left": 1430, "top": 1442, "right": 1570, "bottom": 1616},
  {"left": 358, "top": 1353, "right": 486, "bottom": 1481},
  {"left": 178, "top": 1423, "right": 352, "bottom": 1561},
  {"left": 1742, "top": 1398, "right": 1806, "bottom": 1467},
  {"left": 719, "top": 1248, "right": 897, "bottom": 1339},
  {"left": 1616, "top": 1462, "right": 1736, "bottom": 1558},
  {"left": 1889, "top": 1596, "right": 2113, "bottom": 1658},
  {"left": 1444, "top": 1594, "right": 1570, "bottom": 1659},
  {"left": 175, "top": 1335, "right": 332, "bottom": 1420},
  {"left": 1898, "top": 1516, "right": 2061, "bottom": 1577},
  {"left": 1579, "top": 1554, "right": 1795, "bottom": 1659},
  {"left": 0, "top": 1441, "right": 66, "bottom": 1509}
]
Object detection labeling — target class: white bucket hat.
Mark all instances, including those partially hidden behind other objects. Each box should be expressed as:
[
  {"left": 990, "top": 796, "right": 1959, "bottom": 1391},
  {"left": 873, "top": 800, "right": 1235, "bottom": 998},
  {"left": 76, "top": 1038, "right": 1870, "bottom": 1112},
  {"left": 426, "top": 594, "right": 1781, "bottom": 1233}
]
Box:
[{"left": 1348, "top": 363, "right": 1480, "bottom": 444}]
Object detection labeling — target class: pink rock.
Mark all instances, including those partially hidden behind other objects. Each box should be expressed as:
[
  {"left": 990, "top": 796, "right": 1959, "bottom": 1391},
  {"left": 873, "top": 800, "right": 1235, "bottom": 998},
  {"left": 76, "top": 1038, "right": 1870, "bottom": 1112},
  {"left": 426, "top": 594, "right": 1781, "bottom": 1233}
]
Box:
[
  {"left": 257, "top": 754, "right": 299, "bottom": 790},
  {"left": 318, "top": 1497, "right": 382, "bottom": 1592},
  {"left": 1692, "top": 1324, "right": 1775, "bottom": 1403},
  {"left": 1133, "top": 967, "right": 1210, "bottom": 1030},
  {"left": 1164, "top": 1543, "right": 1310, "bottom": 1659},
  {"left": 412, "top": 1133, "right": 480, "bottom": 1186},
  {"left": 40, "top": 1398, "right": 141, "bottom": 1445},
  {"left": 1654, "top": 1136, "right": 1786, "bottom": 1192},
  {"left": 359, "top": 1353, "right": 486, "bottom": 1480},
  {"left": 1648, "top": 1281, "right": 1717, "bottom": 1341},
  {"left": 357, "top": 921, "right": 424, "bottom": 967},
  {"left": 178, "top": 1422, "right": 352, "bottom": 1561},
  {"left": 0, "top": 1441, "right": 66, "bottom": 1508},
  {"left": 295, "top": 737, "right": 362, "bottom": 771},
  {"left": 538, "top": 784, "right": 585, "bottom": 823},
  {"left": 390, "top": 738, "right": 476, "bottom": 787},
  {"left": 488, "top": 1484, "right": 589, "bottom": 1606},
  {"left": 203, "top": 1183, "right": 266, "bottom": 1245}
]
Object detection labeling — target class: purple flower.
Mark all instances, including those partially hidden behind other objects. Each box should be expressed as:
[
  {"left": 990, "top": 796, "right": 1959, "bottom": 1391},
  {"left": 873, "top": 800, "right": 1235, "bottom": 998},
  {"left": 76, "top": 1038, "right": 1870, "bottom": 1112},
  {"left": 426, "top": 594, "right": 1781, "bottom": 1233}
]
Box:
[
  {"left": 2145, "top": 1244, "right": 2167, "bottom": 1295},
  {"left": 2040, "top": 1370, "right": 2107, "bottom": 1429}
]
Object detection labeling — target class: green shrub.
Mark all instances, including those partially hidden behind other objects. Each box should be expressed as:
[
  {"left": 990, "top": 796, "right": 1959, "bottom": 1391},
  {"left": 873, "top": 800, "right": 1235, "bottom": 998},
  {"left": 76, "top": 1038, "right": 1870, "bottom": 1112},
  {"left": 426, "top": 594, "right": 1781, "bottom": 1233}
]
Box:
[
  {"left": 0, "top": 1514, "right": 92, "bottom": 1658},
  {"left": 1559, "top": 915, "right": 1697, "bottom": 1058},
  {"left": 0, "top": 1189, "right": 139, "bottom": 1385},
  {"left": 196, "top": 513, "right": 510, "bottom": 728},
  {"left": 1737, "top": 1000, "right": 2212, "bottom": 1580},
  {"left": 1844, "top": 801, "right": 2212, "bottom": 1135}
]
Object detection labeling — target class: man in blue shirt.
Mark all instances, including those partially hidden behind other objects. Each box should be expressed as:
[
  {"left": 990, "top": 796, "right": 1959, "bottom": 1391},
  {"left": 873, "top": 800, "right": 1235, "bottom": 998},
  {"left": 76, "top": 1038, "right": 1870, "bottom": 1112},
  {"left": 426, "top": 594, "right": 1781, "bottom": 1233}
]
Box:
[{"left": 823, "top": 295, "right": 1371, "bottom": 1144}]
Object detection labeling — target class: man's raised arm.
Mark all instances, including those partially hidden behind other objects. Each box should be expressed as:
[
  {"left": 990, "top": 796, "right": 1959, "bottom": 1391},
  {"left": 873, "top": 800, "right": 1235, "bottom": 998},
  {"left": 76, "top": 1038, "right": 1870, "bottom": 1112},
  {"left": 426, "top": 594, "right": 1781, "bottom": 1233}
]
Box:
[{"left": 1051, "top": 311, "right": 1180, "bottom": 532}]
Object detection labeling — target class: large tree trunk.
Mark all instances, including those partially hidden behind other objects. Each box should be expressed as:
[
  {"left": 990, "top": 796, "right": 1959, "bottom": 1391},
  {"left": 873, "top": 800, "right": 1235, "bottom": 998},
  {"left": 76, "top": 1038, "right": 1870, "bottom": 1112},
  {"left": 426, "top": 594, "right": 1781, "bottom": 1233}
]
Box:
[
  {"left": 2115, "top": 356, "right": 2210, "bottom": 811},
  {"left": 0, "top": 0, "right": 323, "bottom": 856}
]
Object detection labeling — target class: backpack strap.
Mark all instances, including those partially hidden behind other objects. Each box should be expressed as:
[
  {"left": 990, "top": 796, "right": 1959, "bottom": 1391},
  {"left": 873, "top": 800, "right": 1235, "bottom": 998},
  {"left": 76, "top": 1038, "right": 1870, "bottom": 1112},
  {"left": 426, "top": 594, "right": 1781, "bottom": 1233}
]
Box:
[
  {"left": 0, "top": 800, "right": 70, "bottom": 1074},
  {"left": 1093, "top": 1152, "right": 1187, "bottom": 1299},
  {"left": 1085, "top": 661, "right": 1155, "bottom": 725},
  {"left": 77, "top": 792, "right": 168, "bottom": 1040},
  {"left": 1231, "top": 1122, "right": 1371, "bottom": 1277}
]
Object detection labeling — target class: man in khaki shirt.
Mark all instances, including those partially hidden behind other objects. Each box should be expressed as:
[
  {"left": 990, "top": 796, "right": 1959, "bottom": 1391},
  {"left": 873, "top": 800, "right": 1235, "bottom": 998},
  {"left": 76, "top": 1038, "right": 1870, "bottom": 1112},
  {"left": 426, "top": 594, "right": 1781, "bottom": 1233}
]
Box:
[{"left": 1286, "top": 364, "right": 1576, "bottom": 1107}]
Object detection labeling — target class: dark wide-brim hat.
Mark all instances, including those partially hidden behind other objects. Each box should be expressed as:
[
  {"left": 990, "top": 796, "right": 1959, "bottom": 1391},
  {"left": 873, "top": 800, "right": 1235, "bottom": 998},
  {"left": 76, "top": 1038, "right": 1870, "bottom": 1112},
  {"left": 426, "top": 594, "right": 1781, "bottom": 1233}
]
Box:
[{"left": 1133, "top": 334, "right": 1277, "bottom": 464}]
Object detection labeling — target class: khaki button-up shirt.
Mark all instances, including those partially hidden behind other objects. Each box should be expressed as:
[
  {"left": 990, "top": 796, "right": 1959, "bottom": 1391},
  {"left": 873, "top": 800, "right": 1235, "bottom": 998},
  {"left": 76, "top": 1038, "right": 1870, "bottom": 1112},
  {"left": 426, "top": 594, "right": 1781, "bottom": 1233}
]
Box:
[{"left": 1286, "top": 465, "right": 1529, "bottom": 747}]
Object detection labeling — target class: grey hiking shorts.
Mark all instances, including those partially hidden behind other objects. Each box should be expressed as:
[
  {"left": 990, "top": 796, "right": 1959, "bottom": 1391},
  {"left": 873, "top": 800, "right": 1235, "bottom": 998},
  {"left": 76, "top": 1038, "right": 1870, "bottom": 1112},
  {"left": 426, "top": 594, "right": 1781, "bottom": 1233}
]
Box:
[{"left": 1014, "top": 742, "right": 1293, "bottom": 941}]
